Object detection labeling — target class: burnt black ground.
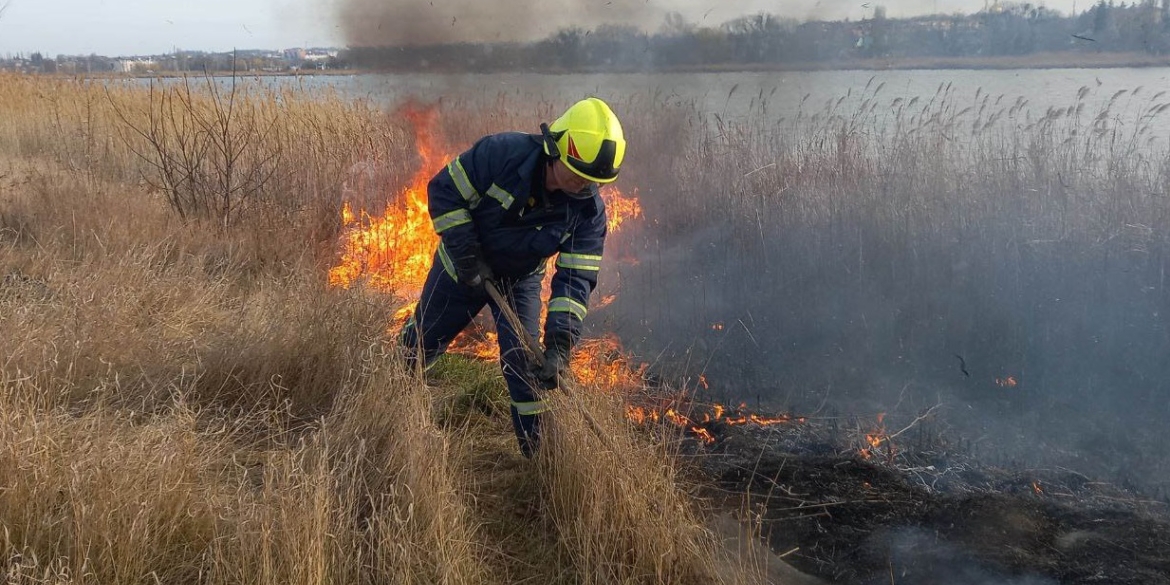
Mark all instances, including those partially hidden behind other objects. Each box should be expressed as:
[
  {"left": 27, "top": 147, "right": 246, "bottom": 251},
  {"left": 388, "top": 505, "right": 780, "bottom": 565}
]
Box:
[{"left": 675, "top": 414, "right": 1170, "bottom": 585}]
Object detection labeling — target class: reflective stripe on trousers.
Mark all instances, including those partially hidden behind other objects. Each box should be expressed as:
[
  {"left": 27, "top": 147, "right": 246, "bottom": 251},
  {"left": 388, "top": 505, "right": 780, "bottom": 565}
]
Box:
[{"left": 401, "top": 252, "right": 548, "bottom": 456}]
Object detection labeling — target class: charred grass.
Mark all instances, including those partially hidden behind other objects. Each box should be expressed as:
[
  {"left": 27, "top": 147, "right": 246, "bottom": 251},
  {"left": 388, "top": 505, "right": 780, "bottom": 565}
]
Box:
[
  {"left": 611, "top": 79, "right": 1170, "bottom": 495},
  {"left": 701, "top": 420, "right": 1170, "bottom": 584}
]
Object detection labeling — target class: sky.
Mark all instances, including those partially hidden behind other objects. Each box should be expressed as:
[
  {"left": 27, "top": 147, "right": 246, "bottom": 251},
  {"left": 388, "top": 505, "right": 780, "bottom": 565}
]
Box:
[{"left": 0, "top": 0, "right": 1084, "bottom": 57}]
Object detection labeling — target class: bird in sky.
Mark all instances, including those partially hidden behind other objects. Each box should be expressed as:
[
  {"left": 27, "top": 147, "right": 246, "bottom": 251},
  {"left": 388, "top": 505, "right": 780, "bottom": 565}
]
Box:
[{"left": 954, "top": 354, "right": 971, "bottom": 377}]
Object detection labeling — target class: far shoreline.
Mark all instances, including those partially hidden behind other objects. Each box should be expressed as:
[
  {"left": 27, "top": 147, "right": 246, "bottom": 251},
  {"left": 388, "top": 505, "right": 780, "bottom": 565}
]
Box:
[{"left": 53, "top": 50, "right": 1170, "bottom": 79}]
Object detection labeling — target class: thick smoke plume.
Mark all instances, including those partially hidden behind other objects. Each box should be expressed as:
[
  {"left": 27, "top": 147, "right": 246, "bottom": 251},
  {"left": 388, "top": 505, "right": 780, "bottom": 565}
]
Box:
[
  {"left": 332, "top": 0, "right": 1009, "bottom": 48},
  {"left": 580, "top": 86, "right": 1170, "bottom": 497},
  {"left": 335, "top": 0, "right": 662, "bottom": 46}
]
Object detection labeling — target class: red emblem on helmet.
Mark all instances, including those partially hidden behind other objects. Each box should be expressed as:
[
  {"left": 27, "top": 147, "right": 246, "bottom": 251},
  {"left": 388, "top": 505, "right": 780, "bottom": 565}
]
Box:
[{"left": 566, "top": 135, "right": 582, "bottom": 159}]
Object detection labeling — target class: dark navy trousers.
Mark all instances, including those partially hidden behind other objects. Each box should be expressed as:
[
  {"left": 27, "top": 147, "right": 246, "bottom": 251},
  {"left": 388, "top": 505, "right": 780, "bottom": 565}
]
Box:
[{"left": 401, "top": 256, "right": 547, "bottom": 456}]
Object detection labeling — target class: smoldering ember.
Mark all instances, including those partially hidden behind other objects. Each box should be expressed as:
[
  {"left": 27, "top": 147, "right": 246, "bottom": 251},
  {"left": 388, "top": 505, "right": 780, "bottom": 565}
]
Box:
[{"left": 4, "top": 1, "right": 1170, "bottom": 585}]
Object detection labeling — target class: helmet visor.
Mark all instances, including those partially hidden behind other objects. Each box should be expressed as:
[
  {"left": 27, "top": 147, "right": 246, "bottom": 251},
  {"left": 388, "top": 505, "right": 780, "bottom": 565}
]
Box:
[{"left": 564, "top": 139, "right": 620, "bottom": 183}]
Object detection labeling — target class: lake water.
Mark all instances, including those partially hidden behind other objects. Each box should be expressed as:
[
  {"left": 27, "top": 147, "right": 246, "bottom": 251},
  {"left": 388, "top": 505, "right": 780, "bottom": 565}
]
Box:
[{"left": 265, "top": 68, "right": 1170, "bottom": 144}]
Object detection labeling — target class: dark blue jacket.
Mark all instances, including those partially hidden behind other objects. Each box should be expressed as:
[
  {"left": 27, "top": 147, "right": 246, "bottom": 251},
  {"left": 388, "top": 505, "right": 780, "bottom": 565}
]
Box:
[{"left": 427, "top": 132, "right": 608, "bottom": 347}]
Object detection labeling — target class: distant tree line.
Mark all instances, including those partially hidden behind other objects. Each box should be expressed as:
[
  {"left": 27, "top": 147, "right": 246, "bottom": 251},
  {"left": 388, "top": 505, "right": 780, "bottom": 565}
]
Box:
[
  {"left": 0, "top": 49, "right": 347, "bottom": 75},
  {"left": 344, "top": 1, "right": 1170, "bottom": 72}
]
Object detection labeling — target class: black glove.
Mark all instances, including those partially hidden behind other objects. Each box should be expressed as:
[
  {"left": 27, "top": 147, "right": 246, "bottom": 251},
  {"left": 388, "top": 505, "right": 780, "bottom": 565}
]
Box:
[
  {"left": 534, "top": 346, "right": 570, "bottom": 390},
  {"left": 454, "top": 254, "right": 493, "bottom": 290},
  {"left": 533, "top": 331, "right": 572, "bottom": 390}
]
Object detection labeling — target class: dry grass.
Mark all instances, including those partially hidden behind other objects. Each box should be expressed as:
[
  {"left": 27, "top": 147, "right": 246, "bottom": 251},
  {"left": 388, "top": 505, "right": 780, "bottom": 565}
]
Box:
[
  {"left": 0, "top": 73, "right": 412, "bottom": 236},
  {"left": 10, "top": 67, "right": 1170, "bottom": 583},
  {"left": 538, "top": 391, "right": 723, "bottom": 585},
  {"left": 0, "top": 73, "right": 480, "bottom": 584},
  {"left": 0, "top": 74, "right": 755, "bottom": 585},
  {"left": 0, "top": 154, "right": 483, "bottom": 583},
  {"left": 0, "top": 351, "right": 482, "bottom": 585}
]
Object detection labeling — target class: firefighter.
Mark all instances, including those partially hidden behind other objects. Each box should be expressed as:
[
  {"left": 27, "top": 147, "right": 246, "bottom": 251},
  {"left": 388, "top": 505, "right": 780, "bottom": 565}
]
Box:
[{"left": 401, "top": 97, "right": 625, "bottom": 457}]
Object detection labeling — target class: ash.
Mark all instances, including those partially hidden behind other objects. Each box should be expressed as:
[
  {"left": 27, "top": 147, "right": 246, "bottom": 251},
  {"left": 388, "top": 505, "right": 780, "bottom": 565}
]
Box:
[{"left": 644, "top": 404, "right": 1170, "bottom": 584}]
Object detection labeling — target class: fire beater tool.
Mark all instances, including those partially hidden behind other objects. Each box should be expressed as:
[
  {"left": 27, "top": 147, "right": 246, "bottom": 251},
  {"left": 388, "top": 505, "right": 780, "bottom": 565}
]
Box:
[{"left": 483, "top": 279, "right": 616, "bottom": 451}]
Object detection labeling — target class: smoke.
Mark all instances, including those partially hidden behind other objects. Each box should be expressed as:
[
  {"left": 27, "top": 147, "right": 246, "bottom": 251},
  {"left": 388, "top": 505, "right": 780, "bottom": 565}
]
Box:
[
  {"left": 315, "top": 0, "right": 1091, "bottom": 59},
  {"left": 607, "top": 184, "right": 1170, "bottom": 488},
  {"left": 584, "top": 78, "right": 1170, "bottom": 496},
  {"left": 334, "top": 0, "right": 663, "bottom": 46},
  {"left": 330, "top": 0, "right": 982, "bottom": 48},
  {"left": 871, "top": 528, "right": 1059, "bottom": 585}
]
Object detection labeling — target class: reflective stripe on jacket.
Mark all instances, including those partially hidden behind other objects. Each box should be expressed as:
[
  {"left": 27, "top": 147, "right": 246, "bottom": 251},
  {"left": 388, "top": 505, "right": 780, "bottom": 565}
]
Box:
[{"left": 427, "top": 132, "right": 608, "bottom": 346}]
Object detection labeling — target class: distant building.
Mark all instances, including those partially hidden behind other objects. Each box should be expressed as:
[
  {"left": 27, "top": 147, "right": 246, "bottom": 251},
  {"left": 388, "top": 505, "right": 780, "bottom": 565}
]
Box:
[
  {"left": 114, "top": 58, "right": 156, "bottom": 73},
  {"left": 304, "top": 49, "right": 338, "bottom": 61}
]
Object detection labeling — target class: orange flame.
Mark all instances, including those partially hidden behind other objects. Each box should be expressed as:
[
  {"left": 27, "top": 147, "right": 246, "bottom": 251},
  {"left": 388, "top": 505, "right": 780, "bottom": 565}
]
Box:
[
  {"left": 572, "top": 334, "right": 646, "bottom": 388},
  {"left": 996, "top": 376, "right": 1018, "bottom": 388},
  {"left": 327, "top": 105, "right": 644, "bottom": 363},
  {"left": 691, "top": 427, "right": 716, "bottom": 444},
  {"left": 329, "top": 104, "right": 449, "bottom": 298},
  {"left": 602, "top": 186, "right": 642, "bottom": 232},
  {"left": 859, "top": 412, "right": 890, "bottom": 460},
  {"left": 326, "top": 107, "right": 807, "bottom": 445},
  {"left": 725, "top": 413, "right": 798, "bottom": 426},
  {"left": 625, "top": 399, "right": 805, "bottom": 444},
  {"left": 393, "top": 304, "right": 415, "bottom": 323}
]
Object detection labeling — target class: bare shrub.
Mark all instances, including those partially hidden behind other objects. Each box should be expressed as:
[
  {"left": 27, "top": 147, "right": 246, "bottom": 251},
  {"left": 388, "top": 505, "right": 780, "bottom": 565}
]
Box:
[{"left": 108, "top": 74, "right": 284, "bottom": 228}]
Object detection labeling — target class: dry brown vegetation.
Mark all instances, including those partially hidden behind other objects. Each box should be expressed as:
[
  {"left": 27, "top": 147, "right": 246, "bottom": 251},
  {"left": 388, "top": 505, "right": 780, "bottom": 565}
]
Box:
[
  {"left": 0, "top": 74, "right": 766, "bottom": 585},
  {"left": 9, "top": 68, "right": 1167, "bottom": 585}
]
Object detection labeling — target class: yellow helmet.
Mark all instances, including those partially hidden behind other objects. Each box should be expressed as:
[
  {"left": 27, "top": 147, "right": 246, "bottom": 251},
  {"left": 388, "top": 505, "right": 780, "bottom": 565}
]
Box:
[{"left": 543, "top": 98, "right": 625, "bottom": 184}]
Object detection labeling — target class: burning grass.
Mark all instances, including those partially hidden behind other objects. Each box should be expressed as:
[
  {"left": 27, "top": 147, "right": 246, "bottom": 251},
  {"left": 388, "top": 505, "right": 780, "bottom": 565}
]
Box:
[
  {"left": 7, "top": 69, "right": 1170, "bottom": 584},
  {"left": 0, "top": 75, "right": 759, "bottom": 585},
  {"left": 607, "top": 77, "right": 1170, "bottom": 497}
]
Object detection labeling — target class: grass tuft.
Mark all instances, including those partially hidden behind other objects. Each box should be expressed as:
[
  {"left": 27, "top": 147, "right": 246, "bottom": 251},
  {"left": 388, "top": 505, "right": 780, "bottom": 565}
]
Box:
[{"left": 538, "top": 390, "right": 724, "bottom": 584}]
